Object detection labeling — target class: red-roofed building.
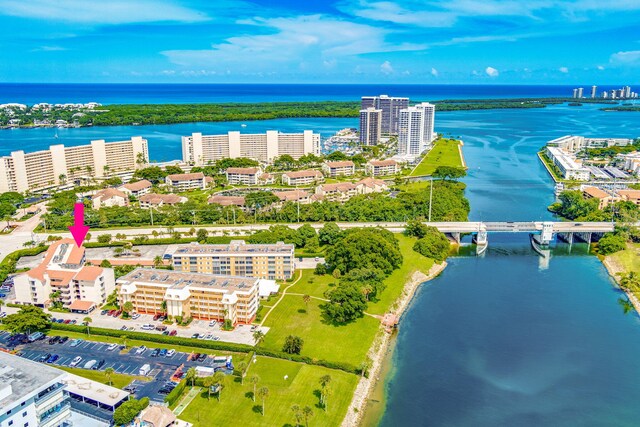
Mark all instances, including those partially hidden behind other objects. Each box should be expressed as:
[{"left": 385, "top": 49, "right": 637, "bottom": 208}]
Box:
[
  {"left": 13, "top": 238, "right": 115, "bottom": 308},
  {"left": 365, "top": 159, "right": 399, "bottom": 176},
  {"left": 165, "top": 172, "right": 206, "bottom": 191},
  {"left": 92, "top": 188, "right": 129, "bottom": 209},
  {"left": 225, "top": 167, "right": 263, "bottom": 185},
  {"left": 281, "top": 170, "right": 324, "bottom": 186},
  {"left": 119, "top": 179, "right": 152, "bottom": 197},
  {"left": 322, "top": 161, "right": 355, "bottom": 177}
]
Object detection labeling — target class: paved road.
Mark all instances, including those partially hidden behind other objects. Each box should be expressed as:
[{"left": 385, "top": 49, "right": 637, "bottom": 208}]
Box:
[{"left": 0, "top": 330, "right": 234, "bottom": 404}]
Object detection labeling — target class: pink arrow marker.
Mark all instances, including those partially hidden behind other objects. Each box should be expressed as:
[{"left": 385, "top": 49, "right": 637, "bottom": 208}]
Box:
[{"left": 68, "top": 202, "right": 90, "bottom": 247}]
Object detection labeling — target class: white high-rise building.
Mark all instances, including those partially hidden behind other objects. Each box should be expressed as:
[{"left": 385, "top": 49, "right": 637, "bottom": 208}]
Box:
[
  {"left": 359, "top": 107, "right": 382, "bottom": 146},
  {"left": 572, "top": 88, "right": 578, "bottom": 98},
  {"left": 182, "top": 131, "right": 320, "bottom": 165},
  {"left": 398, "top": 102, "right": 436, "bottom": 156},
  {"left": 577, "top": 87, "right": 584, "bottom": 98},
  {"left": 591, "top": 86, "right": 597, "bottom": 98},
  {"left": 361, "top": 95, "right": 409, "bottom": 134}
]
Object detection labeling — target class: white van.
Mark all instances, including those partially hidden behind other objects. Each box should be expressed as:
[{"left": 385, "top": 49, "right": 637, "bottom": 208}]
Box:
[
  {"left": 84, "top": 360, "right": 97, "bottom": 370},
  {"left": 139, "top": 364, "right": 151, "bottom": 376},
  {"left": 141, "top": 324, "right": 154, "bottom": 330}
]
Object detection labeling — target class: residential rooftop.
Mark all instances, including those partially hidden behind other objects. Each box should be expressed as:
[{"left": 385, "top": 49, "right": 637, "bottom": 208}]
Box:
[
  {"left": 117, "top": 268, "right": 258, "bottom": 293},
  {"left": 173, "top": 240, "right": 294, "bottom": 255}
]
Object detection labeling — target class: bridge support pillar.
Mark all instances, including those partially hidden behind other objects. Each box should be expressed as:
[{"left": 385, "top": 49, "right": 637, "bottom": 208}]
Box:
[
  {"left": 450, "top": 232, "right": 461, "bottom": 244},
  {"left": 474, "top": 230, "right": 488, "bottom": 255},
  {"left": 540, "top": 221, "right": 554, "bottom": 245},
  {"left": 575, "top": 232, "right": 593, "bottom": 251}
]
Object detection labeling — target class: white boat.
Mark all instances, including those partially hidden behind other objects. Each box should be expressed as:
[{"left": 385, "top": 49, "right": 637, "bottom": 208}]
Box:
[{"left": 241, "top": 124, "right": 247, "bottom": 127}]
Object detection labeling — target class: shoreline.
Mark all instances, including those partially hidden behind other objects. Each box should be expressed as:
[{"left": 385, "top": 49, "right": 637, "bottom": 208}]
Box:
[
  {"left": 601, "top": 256, "right": 640, "bottom": 314},
  {"left": 341, "top": 261, "right": 448, "bottom": 427}
]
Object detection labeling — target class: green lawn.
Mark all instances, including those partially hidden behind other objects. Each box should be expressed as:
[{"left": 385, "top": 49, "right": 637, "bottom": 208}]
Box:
[
  {"left": 410, "top": 138, "right": 464, "bottom": 176},
  {"left": 609, "top": 243, "right": 640, "bottom": 275},
  {"left": 179, "top": 356, "right": 358, "bottom": 427},
  {"left": 56, "top": 365, "right": 148, "bottom": 389}
]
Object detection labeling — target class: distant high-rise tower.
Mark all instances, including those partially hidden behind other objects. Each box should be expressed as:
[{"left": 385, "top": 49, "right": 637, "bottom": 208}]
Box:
[
  {"left": 624, "top": 86, "right": 631, "bottom": 98},
  {"left": 602, "top": 91, "right": 608, "bottom": 98},
  {"left": 591, "top": 86, "right": 597, "bottom": 98},
  {"left": 360, "top": 95, "right": 409, "bottom": 134},
  {"left": 572, "top": 88, "right": 578, "bottom": 98},
  {"left": 610, "top": 90, "right": 617, "bottom": 99},
  {"left": 398, "top": 102, "right": 436, "bottom": 156},
  {"left": 359, "top": 107, "right": 382, "bottom": 146},
  {"left": 577, "top": 87, "right": 584, "bottom": 98}
]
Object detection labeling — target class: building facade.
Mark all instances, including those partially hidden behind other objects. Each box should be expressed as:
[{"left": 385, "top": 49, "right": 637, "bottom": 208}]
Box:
[
  {"left": 398, "top": 103, "right": 436, "bottom": 156},
  {"left": 0, "top": 353, "right": 72, "bottom": 427},
  {"left": 92, "top": 188, "right": 129, "bottom": 209},
  {"left": 359, "top": 107, "right": 382, "bottom": 145},
  {"left": 182, "top": 131, "right": 320, "bottom": 165},
  {"left": 361, "top": 95, "right": 409, "bottom": 134},
  {"left": 13, "top": 239, "right": 115, "bottom": 309},
  {"left": 118, "top": 179, "right": 152, "bottom": 197},
  {"left": 281, "top": 170, "right": 324, "bottom": 186},
  {"left": 322, "top": 161, "right": 355, "bottom": 177},
  {"left": 171, "top": 240, "right": 295, "bottom": 280},
  {"left": 165, "top": 172, "right": 206, "bottom": 191},
  {"left": 138, "top": 193, "right": 186, "bottom": 209},
  {"left": 225, "top": 167, "right": 263, "bottom": 185},
  {"left": 0, "top": 137, "right": 148, "bottom": 193},
  {"left": 365, "top": 159, "right": 399, "bottom": 176},
  {"left": 117, "top": 268, "right": 260, "bottom": 324}
]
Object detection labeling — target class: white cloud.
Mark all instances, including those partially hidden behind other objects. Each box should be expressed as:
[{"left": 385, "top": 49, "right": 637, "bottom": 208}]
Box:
[
  {"left": 485, "top": 66, "right": 499, "bottom": 77},
  {"left": 380, "top": 61, "right": 394, "bottom": 74},
  {"left": 0, "top": 0, "right": 208, "bottom": 24},
  {"left": 610, "top": 50, "right": 640, "bottom": 64},
  {"left": 559, "top": 66, "right": 569, "bottom": 73},
  {"left": 431, "top": 67, "right": 439, "bottom": 77},
  {"left": 163, "top": 15, "right": 426, "bottom": 69}
]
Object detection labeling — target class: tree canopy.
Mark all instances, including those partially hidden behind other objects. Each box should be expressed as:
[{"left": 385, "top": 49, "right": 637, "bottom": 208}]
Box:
[{"left": 3, "top": 305, "right": 51, "bottom": 334}]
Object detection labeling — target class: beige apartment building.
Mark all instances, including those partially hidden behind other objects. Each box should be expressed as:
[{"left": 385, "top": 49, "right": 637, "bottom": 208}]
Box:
[
  {"left": 13, "top": 238, "right": 115, "bottom": 310},
  {"left": 182, "top": 130, "right": 320, "bottom": 165},
  {"left": 171, "top": 240, "right": 295, "bottom": 280},
  {"left": 165, "top": 172, "right": 206, "bottom": 191},
  {"left": 322, "top": 161, "right": 356, "bottom": 177},
  {"left": 116, "top": 268, "right": 260, "bottom": 324},
  {"left": 281, "top": 169, "right": 324, "bottom": 186},
  {"left": 365, "top": 159, "right": 399, "bottom": 176},
  {"left": 0, "top": 137, "right": 148, "bottom": 192},
  {"left": 226, "top": 167, "right": 263, "bottom": 185}
]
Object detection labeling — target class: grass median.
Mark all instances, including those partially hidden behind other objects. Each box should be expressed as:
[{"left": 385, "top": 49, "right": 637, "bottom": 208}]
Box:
[{"left": 410, "top": 138, "right": 464, "bottom": 176}]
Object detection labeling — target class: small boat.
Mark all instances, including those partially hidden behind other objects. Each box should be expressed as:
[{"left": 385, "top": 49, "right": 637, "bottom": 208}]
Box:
[{"left": 241, "top": 124, "right": 247, "bottom": 127}]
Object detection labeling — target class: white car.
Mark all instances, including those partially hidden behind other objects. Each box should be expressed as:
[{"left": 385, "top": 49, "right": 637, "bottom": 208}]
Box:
[
  {"left": 141, "top": 324, "right": 154, "bottom": 330},
  {"left": 131, "top": 313, "right": 140, "bottom": 320},
  {"left": 166, "top": 349, "right": 176, "bottom": 357},
  {"left": 204, "top": 334, "right": 212, "bottom": 340},
  {"left": 0, "top": 312, "right": 6, "bottom": 319},
  {"left": 209, "top": 320, "right": 216, "bottom": 327},
  {"left": 136, "top": 346, "right": 147, "bottom": 354},
  {"left": 84, "top": 360, "right": 97, "bottom": 369},
  {"left": 70, "top": 356, "right": 82, "bottom": 367},
  {"left": 107, "top": 343, "right": 118, "bottom": 351}
]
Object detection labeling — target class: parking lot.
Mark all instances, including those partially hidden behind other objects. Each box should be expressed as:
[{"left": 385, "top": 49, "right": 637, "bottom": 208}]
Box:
[{"left": 0, "top": 331, "right": 235, "bottom": 404}]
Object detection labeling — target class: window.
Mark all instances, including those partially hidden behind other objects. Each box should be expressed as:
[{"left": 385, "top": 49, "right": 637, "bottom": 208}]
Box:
[
  {"left": 22, "top": 411, "right": 27, "bottom": 416},
  {"left": 8, "top": 421, "right": 13, "bottom": 426}
]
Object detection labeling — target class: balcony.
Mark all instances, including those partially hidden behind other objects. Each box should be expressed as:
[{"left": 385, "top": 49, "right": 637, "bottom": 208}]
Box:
[
  {"left": 39, "top": 401, "right": 71, "bottom": 426},
  {"left": 35, "top": 383, "right": 66, "bottom": 406}
]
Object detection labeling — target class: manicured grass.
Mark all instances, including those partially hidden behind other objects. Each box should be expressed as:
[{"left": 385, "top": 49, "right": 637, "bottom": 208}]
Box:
[
  {"left": 609, "top": 243, "right": 640, "bottom": 275},
  {"left": 293, "top": 270, "right": 336, "bottom": 298},
  {"left": 179, "top": 356, "right": 358, "bottom": 427},
  {"left": 410, "top": 138, "right": 464, "bottom": 176},
  {"left": 56, "top": 365, "right": 148, "bottom": 389},
  {"left": 367, "top": 234, "right": 434, "bottom": 315},
  {"left": 261, "top": 294, "right": 379, "bottom": 367}
]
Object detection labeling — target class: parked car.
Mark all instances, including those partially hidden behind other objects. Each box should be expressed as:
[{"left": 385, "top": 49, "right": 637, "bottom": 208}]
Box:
[
  {"left": 58, "top": 336, "right": 69, "bottom": 344},
  {"left": 84, "top": 359, "right": 97, "bottom": 370},
  {"left": 94, "top": 359, "right": 106, "bottom": 370},
  {"left": 48, "top": 336, "right": 59, "bottom": 345},
  {"left": 69, "top": 320, "right": 77, "bottom": 325},
  {"left": 158, "top": 349, "right": 168, "bottom": 357},
  {"left": 38, "top": 353, "right": 52, "bottom": 363},
  {"left": 120, "top": 326, "right": 128, "bottom": 331},
  {"left": 108, "top": 310, "right": 116, "bottom": 316},
  {"left": 70, "top": 339, "right": 83, "bottom": 347},
  {"left": 204, "top": 334, "right": 212, "bottom": 340},
  {"left": 27, "top": 332, "right": 44, "bottom": 342},
  {"left": 100, "top": 309, "right": 108, "bottom": 315},
  {"left": 169, "top": 330, "right": 177, "bottom": 336},
  {"left": 153, "top": 314, "right": 161, "bottom": 321},
  {"left": 209, "top": 320, "right": 217, "bottom": 327},
  {"left": 114, "top": 310, "right": 122, "bottom": 317},
  {"left": 150, "top": 348, "right": 160, "bottom": 357},
  {"left": 136, "top": 346, "right": 147, "bottom": 354},
  {"left": 139, "top": 364, "right": 151, "bottom": 376},
  {"left": 46, "top": 354, "right": 59, "bottom": 364},
  {"left": 0, "top": 312, "right": 6, "bottom": 319},
  {"left": 141, "top": 324, "right": 154, "bottom": 331},
  {"left": 56, "top": 318, "right": 64, "bottom": 323},
  {"left": 191, "top": 333, "right": 200, "bottom": 339},
  {"left": 107, "top": 343, "right": 118, "bottom": 351},
  {"left": 131, "top": 313, "right": 140, "bottom": 320},
  {"left": 63, "top": 319, "right": 71, "bottom": 324},
  {"left": 212, "top": 336, "right": 220, "bottom": 341},
  {"left": 155, "top": 325, "right": 167, "bottom": 332},
  {"left": 70, "top": 356, "right": 83, "bottom": 367},
  {"left": 0, "top": 293, "right": 6, "bottom": 298},
  {"left": 162, "top": 330, "right": 169, "bottom": 335},
  {"left": 157, "top": 316, "right": 166, "bottom": 322},
  {"left": 166, "top": 349, "right": 176, "bottom": 357},
  {"left": 197, "top": 353, "right": 207, "bottom": 362}
]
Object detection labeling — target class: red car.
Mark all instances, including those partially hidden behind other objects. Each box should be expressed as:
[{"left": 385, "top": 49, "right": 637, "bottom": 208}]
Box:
[
  {"left": 63, "top": 319, "right": 71, "bottom": 324},
  {"left": 114, "top": 310, "right": 122, "bottom": 317},
  {"left": 169, "top": 330, "right": 177, "bottom": 336},
  {"left": 108, "top": 310, "right": 116, "bottom": 316}
]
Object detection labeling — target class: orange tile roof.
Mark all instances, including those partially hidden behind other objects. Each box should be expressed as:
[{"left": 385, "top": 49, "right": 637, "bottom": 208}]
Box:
[
  {"left": 274, "top": 190, "right": 310, "bottom": 201},
  {"left": 122, "top": 179, "right": 152, "bottom": 191},
  {"left": 583, "top": 186, "right": 609, "bottom": 199},
  {"left": 320, "top": 182, "right": 357, "bottom": 192},
  {"left": 226, "top": 167, "right": 260, "bottom": 174},
  {"left": 325, "top": 161, "right": 355, "bottom": 168},
  {"left": 68, "top": 300, "right": 96, "bottom": 311},
  {"left": 26, "top": 238, "right": 83, "bottom": 282},
  {"left": 139, "top": 193, "right": 184, "bottom": 205},
  {"left": 167, "top": 172, "right": 205, "bottom": 181},
  {"left": 94, "top": 188, "right": 127, "bottom": 200},
  {"left": 618, "top": 189, "right": 640, "bottom": 200},
  {"left": 48, "top": 270, "right": 76, "bottom": 287},
  {"left": 357, "top": 177, "right": 387, "bottom": 188},
  {"left": 74, "top": 266, "right": 103, "bottom": 282},
  {"left": 369, "top": 159, "right": 397, "bottom": 166},
  {"left": 283, "top": 170, "right": 323, "bottom": 179}
]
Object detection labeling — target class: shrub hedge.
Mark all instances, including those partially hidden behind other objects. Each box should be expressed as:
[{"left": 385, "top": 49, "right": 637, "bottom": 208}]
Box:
[
  {"left": 164, "top": 379, "right": 187, "bottom": 407},
  {"left": 0, "top": 246, "right": 48, "bottom": 282}
]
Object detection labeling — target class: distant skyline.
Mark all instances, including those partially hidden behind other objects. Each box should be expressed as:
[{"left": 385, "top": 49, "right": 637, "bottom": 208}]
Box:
[{"left": 1, "top": 0, "right": 640, "bottom": 84}]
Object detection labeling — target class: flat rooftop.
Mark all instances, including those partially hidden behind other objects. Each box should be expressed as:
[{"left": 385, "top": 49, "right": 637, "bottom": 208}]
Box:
[
  {"left": 173, "top": 240, "right": 294, "bottom": 256},
  {"left": 117, "top": 268, "right": 258, "bottom": 292},
  {"left": 0, "top": 352, "right": 65, "bottom": 411}
]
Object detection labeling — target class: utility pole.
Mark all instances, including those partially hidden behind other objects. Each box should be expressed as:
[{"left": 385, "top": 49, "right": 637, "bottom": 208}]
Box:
[
  {"left": 192, "top": 210, "right": 196, "bottom": 225},
  {"left": 428, "top": 178, "right": 433, "bottom": 222},
  {"left": 150, "top": 207, "right": 154, "bottom": 226}
]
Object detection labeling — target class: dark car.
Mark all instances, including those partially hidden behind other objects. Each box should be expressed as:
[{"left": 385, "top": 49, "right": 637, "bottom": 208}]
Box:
[
  {"left": 38, "top": 353, "right": 52, "bottom": 363},
  {"left": 150, "top": 348, "right": 160, "bottom": 357},
  {"left": 169, "top": 330, "right": 177, "bottom": 336},
  {"left": 158, "top": 349, "right": 168, "bottom": 357},
  {"left": 100, "top": 310, "right": 108, "bottom": 315},
  {"left": 63, "top": 319, "right": 71, "bottom": 324},
  {"left": 157, "top": 316, "right": 166, "bottom": 322},
  {"left": 47, "top": 354, "right": 59, "bottom": 364},
  {"left": 197, "top": 353, "right": 207, "bottom": 362},
  {"left": 48, "top": 336, "right": 59, "bottom": 345},
  {"left": 155, "top": 325, "right": 167, "bottom": 332},
  {"left": 56, "top": 319, "right": 64, "bottom": 323},
  {"left": 162, "top": 330, "right": 169, "bottom": 335},
  {"left": 70, "top": 319, "right": 77, "bottom": 325},
  {"left": 191, "top": 333, "right": 199, "bottom": 339},
  {"left": 58, "top": 336, "right": 69, "bottom": 344},
  {"left": 93, "top": 359, "right": 106, "bottom": 370},
  {"left": 153, "top": 314, "right": 161, "bottom": 321},
  {"left": 108, "top": 310, "right": 116, "bottom": 316}
]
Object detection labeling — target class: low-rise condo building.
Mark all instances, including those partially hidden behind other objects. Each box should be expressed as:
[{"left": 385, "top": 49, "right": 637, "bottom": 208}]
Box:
[
  {"left": 165, "top": 172, "right": 206, "bottom": 191},
  {"left": 582, "top": 186, "right": 618, "bottom": 209},
  {"left": 119, "top": 179, "right": 152, "bottom": 197},
  {"left": 548, "top": 135, "right": 634, "bottom": 153},
  {"left": 171, "top": 240, "right": 295, "bottom": 280},
  {"left": 182, "top": 130, "right": 320, "bottom": 165},
  {"left": 208, "top": 195, "right": 246, "bottom": 208},
  {"left": 315, "top": 182, "right": 358, "bottom": 202},
  {"left": 545, "top": 146, "right": 591, "bottom": 181},
  {"left": 617, "top": 189, "right": 640, "bottom": 205},
  {"left": 116, "top": 268, "right": 259, "bottom": 324},
  {"left": 0, "top": 137, "right": 148, "bottom": 193},
  {"left": 225, "top": 167, "right": 262, "bottom": 185},
  {"left": 357, "top": 177, "right": 389, "bottom": 194},
  {"left": 139, "top": 193, "right": 187, "bottom": 208},
  {"left": 13, "top": 238, "right": 115, "bottom": 309},
  {"left": 322, "top": 161, "right": 355, "bottom": 177},
  {"left": 365, "top": 159, "right": 399, "bottom": 176},
  {"left": 281, "top": 170, "right": 324, "bottom": 186},
  {"left": 273, "top": 190, "right": 312, "bottom": 207},
  {"left": 91, "top": 188, "right": 129, "bottom": 209},
  {"left": 0, "top": 352, "right": 72, "bottom": 427}
]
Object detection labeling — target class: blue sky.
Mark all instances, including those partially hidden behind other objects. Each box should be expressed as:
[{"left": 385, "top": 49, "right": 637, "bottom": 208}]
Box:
[{"left": 1, "top": 0, "right": 639, "bottom": 83}]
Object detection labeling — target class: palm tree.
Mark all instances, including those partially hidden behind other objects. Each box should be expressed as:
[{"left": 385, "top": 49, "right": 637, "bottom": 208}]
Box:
[
  {"left": 153, "top": 255, "right": 163, "bottom": 268},
  {"left": 253, "top": 330, "right": 265, "bottom": 346},
  {"left": 213, "top": 371, "right": 226, "bottom": 401},
  {"left": 83, "top": 317, "right": 92, "bottom": 335},
  {"left": 120, "top": 335, "right": 128, "bottom": 349},
  {"left": 237, "top": 361, "right": 248, "bottom": 384},
  {"left": 185, "top": 367, "right": 197, "bottom": 388},
  {"left": 359, "top": 359, "right": 371, "bottom": 378},
  {"left": 322, "top": 385, "right": 332, "bottom": 412},
  {"left": 103, "top": 165, "right": 110, "bottom": 177},
  {"left": 618, "top": 297, "right": 634, "bottom": 315},
  {"left": 291, "top": 404, "right": 302, "bottom": 426},
  {"left": 203, "top": 375, "right": 215, "bottom": 400},
  {"left": 302, "top": 406, "right": 313, "bottom": 427},
  {"left": 58, "top": 174, "right": 67, "bottom": 185},
  {"left": 122, "top": 301, "right": 134, "bottom": 317},
  {"left": 257, "top": 386, "right": 269, "bottom": 416},
  {"left": 104, "top": 367, "right": 114, "bottom": 386},
  {"left": 319, "top": 375, "right": 332, "bottom": 409},
  {"left": 250, "top": 374, "right": 260, "bottom": 402},
  {"left": 302, "top": 294, "right": 311, "bottom": 310},
  {"left": 361, "top": 285, "right": 373, "bottom": 301},
  {"left": 49, "top": 291, "right": 61, "bottom": 308}
]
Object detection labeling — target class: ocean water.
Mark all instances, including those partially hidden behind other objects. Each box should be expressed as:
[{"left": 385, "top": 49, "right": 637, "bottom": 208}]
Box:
[{"left": 0, "top": 83, "right": 624, "bottom": 104}]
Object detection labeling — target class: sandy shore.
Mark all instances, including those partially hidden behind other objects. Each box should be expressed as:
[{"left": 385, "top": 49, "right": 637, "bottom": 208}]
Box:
[
  {"left": 602, "top": 257, "right": 640, "bottom": 313},
  {"left": 341, "top": 261, "right": 448, "bottom": 427}
]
